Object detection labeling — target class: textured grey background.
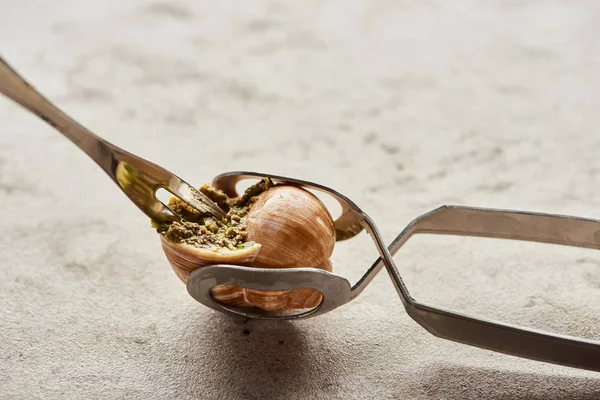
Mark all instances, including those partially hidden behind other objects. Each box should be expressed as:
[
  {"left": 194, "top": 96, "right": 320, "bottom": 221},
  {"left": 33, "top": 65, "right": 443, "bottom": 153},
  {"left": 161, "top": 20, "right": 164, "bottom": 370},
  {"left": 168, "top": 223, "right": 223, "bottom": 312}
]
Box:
[{"left": 1, "top": 1, "right": 599, "bottom": 399}]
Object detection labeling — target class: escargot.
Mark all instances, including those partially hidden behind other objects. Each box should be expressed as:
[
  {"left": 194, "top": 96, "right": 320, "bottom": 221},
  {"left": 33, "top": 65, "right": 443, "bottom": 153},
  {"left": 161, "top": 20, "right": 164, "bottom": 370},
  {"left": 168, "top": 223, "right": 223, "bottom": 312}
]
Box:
[{"left": 156, "top": 178, "right": 335, "bottom": 311}]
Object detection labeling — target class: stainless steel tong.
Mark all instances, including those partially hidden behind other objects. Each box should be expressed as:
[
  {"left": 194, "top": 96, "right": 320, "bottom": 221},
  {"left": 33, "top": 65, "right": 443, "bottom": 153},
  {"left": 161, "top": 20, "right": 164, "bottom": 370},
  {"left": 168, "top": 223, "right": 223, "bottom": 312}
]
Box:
[
  {"left": 189, "top": 171, "right": 600, "bottom": 373},
  {"left": 1, "top": 56, "right": 598, "bottom": 373}
]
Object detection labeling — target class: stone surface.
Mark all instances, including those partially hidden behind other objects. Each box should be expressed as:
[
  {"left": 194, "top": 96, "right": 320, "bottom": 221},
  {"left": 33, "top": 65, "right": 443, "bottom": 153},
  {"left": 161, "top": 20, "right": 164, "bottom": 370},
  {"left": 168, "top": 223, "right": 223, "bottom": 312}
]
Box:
[{"left": 1, "top": 1, "right": 599, "bottom": 398}]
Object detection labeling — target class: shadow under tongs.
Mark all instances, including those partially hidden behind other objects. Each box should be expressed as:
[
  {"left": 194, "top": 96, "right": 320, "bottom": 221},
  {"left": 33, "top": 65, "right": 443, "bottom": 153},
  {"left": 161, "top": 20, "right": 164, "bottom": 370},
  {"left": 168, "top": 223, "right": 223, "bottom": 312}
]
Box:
[
  {"left": 177, "top": 311, "right": 599, "bottom": 398},
  {"left": 181, "top": 312, "right": 343, "bottom": 399},
  {"left": 413, "top": 364, "right": 600, "bottom": 400}
]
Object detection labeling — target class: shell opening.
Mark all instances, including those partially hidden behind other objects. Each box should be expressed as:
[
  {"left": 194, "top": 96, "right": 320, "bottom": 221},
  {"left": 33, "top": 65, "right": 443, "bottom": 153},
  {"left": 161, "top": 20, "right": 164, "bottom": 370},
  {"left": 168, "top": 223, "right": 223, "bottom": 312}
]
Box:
[{"left": 156, "top": 178, "right": 336, "bottom": 312}]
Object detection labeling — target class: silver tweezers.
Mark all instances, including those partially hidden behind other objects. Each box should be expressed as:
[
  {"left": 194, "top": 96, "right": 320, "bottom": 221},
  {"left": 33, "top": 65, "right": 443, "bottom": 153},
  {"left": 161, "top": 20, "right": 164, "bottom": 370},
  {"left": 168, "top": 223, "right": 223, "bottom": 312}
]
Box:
[{"left": 188, "top": 171, "right": 600, "bottom": 373}]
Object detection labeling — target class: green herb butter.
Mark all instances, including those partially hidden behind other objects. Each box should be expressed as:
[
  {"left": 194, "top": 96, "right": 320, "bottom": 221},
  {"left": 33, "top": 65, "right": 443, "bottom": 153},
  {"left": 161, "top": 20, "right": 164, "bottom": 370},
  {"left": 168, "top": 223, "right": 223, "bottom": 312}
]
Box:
[{"left": 156, "top": 178, "right": 273, "bottom": 251}]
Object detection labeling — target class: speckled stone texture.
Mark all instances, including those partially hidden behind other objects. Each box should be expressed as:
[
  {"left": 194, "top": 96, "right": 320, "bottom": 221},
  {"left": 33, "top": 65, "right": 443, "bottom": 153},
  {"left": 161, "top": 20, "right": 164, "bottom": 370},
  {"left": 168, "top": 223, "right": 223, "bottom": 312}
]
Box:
[{"left": 1, "top": 1, "right": 599, "bottom": 399}]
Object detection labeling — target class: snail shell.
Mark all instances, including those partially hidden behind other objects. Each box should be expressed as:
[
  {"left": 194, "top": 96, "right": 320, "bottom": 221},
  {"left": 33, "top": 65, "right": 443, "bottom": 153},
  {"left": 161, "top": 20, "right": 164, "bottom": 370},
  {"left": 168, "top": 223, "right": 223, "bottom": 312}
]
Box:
[{"left": 160, "top": 184, "right": 336, "bottom": 311}]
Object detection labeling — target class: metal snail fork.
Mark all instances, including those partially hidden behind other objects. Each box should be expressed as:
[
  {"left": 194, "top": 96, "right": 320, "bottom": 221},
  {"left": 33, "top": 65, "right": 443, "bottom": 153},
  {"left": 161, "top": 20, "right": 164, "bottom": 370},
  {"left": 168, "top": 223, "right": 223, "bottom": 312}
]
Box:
[
  {"left": 1, "top": 56, "right": 599, "bottom": 373},
  {"left": 0, "top": 56, "right": 225, "bottom": 223}
]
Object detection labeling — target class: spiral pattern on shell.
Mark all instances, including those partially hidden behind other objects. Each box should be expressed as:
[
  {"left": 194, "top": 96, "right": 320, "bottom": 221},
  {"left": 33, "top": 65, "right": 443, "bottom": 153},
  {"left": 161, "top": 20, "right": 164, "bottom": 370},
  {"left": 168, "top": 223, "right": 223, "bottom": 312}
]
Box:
[{"left": 160, "top": 184, "right": 336, "bottom": 311}]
